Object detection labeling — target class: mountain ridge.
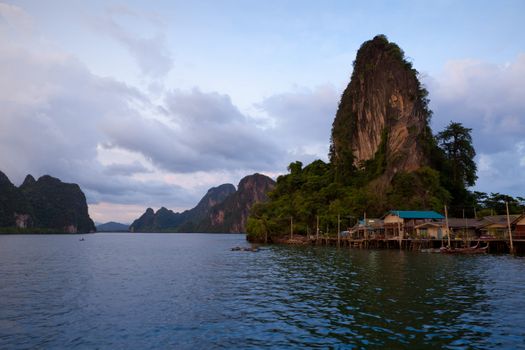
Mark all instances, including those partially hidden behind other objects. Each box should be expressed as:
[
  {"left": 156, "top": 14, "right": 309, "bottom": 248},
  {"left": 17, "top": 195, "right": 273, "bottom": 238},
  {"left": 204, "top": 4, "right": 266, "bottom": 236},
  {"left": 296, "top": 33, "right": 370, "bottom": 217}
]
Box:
[{"left": 130, "top": 173, "right": 275, "bottom": 233}]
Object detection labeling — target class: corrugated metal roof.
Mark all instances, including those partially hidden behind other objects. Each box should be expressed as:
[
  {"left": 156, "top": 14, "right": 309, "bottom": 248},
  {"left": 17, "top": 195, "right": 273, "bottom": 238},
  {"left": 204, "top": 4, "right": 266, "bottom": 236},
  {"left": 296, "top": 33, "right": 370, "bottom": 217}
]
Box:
[
  {"left": 447, "top": 218, "right": 482, "bottom": 228},
  {"left": 389, "top": 210, "right": 445, "bottom": 219}
]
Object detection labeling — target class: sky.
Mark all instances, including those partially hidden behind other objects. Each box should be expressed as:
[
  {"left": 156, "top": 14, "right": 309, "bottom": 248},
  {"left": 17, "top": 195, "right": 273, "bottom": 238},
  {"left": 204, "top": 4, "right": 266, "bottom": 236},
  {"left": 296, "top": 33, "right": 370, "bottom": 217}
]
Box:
[{"left": 1, "top": 0, "right": 524, "bottom": 224}]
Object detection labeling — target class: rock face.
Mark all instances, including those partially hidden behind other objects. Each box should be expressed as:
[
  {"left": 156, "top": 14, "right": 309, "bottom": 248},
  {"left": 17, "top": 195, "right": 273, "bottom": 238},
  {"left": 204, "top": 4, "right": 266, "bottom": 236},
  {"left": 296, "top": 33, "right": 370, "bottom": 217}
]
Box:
[
  {"left": 330, "top": 35, "right": 433, "bottom": 181},
  {"left": 200, "top": 173, "right": 276, "bottom": 233},
  {"left": 129, "top": 174, "right": 275, "bottom": 233},
  {"left": 0, "top": 171, "right": 33, "bottom": 228},
  {"left": 0, "top": 171, "right": 95, "bottom": 233},
  {"left": 176, "top": 184, "right": 237, "bottom": 232},
  {"left": 20, "top": 175, "right": 96, "bottom": 233},
  {"left": 129, "top": 184, "right": 236, "bottom": 232}
]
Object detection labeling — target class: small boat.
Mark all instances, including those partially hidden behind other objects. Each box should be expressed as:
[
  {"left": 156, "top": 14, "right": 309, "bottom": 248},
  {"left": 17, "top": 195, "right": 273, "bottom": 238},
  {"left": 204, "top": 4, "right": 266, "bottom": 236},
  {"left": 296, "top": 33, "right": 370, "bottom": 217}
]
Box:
[
  {"left": 79, "top": 238, "right": 85, "bottom": 241},
  {"left": 440, "top": 242, "right": 488, "bottom": 254}
]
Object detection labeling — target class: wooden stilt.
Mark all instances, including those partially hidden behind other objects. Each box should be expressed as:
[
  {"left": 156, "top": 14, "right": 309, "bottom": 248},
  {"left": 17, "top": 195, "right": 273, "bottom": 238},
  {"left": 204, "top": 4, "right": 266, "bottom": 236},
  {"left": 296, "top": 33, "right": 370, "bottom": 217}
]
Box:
[
  {"left": 316, "top": 215, "right": 319, "bottom": 241},
  {"left": 506, "top": 202, "right": 514, "bottom": 254},
  {"left": 445, "top": 205, "right": 451, "bottom": 248},
  {"left": 337, "top": 214, "right": 341, "bottom": 247},
  {"left": 290, "top": 216, "right": 293, "bottom": 240}
]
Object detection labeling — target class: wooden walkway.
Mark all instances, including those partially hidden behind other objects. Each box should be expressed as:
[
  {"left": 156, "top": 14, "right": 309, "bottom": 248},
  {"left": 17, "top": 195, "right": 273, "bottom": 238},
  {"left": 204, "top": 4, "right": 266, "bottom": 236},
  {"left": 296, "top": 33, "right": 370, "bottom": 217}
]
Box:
[{"left": 308, "top": 236, "right": 525, "bottom": 254}]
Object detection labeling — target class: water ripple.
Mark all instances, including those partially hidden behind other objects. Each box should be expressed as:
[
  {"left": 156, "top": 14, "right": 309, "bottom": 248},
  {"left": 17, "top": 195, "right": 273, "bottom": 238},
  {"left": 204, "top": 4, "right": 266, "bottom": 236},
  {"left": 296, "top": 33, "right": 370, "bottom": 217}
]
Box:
[{"left": 1, "top": 234, "right": 525, "bottom": 349}]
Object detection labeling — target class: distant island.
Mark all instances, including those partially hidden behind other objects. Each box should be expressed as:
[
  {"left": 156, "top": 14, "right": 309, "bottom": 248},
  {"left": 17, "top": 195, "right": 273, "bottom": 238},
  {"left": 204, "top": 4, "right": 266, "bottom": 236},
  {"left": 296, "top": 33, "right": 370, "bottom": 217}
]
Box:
[
  {"left": 0, "top": 171, "right": 95, "bottom": 233},
  {"left": 130, "top": 173, "right": 275, "bottom": 233},
  {"left": 96, "top": 222, "right": 130, "bottom": 232}
]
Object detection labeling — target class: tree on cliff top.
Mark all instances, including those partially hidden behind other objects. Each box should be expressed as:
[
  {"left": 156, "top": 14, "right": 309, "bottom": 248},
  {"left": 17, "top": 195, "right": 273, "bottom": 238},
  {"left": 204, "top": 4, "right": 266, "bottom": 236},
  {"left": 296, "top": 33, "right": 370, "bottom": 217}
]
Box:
[{"left": 437, "top": 121, "right": 477, "bottom": 188}]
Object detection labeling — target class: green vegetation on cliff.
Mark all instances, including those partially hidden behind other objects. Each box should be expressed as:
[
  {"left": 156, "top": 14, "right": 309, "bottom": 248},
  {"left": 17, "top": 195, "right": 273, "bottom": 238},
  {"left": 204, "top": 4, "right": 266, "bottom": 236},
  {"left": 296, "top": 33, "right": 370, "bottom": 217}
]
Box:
[{"left": 247, "top": 35, "right": 504, "bottom": 242}]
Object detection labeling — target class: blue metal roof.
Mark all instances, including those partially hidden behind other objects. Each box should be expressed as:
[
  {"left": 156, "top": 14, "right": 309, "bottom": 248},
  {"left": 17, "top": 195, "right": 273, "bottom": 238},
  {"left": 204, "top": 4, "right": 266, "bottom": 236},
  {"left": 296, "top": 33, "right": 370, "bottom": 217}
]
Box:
[{"left": 389, "top": 210, "right": 444, "bottom": 219}]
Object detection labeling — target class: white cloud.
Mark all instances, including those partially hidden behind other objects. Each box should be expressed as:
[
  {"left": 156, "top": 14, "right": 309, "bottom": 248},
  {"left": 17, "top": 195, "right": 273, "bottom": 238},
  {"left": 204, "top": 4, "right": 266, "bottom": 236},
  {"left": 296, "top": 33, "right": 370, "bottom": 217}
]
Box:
[
  {"left": 92, "top": 5, "right": 173, "bottom": 79},
  {"left": 256, "top": 84, "right": 340, "bottom": 162},
  {"left": 427, "top": 54, "right": 525, "bottom": 153},
  {"left": 0, "top": 2, "right": 33, "bottom": 38},
  {"left": 426, "top": 55, "right": 525, "bottom": 197},
  {"left": 0, "top": 4, "right": 289, "bottom": 222},
  {"left": 101, "top": 89, "right": 283, "bottom": 174}
]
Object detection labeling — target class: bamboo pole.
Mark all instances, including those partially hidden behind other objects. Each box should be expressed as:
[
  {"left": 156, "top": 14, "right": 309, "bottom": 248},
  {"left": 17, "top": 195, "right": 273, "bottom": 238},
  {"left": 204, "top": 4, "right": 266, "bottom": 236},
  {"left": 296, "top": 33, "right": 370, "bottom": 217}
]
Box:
[
  {"left": 290, "top": 216, "right": 293, "bottom": 240},
  {"left": 315, "top": 215, "right": 319, "bottom": 240},
  {"left": 364, "top": 212, "right": 367, "bottom": 240},
  {"left": 264, "top": 221, "right": 268, "bottom": 244},
  {"left": 463, "top": 208, "right": 467, "bottom": 246},
  {"left": 506, "top": 202, "right": 514, "bottom": 254},
  {"left": 337, "top": 214, "right": 341, "bottom": 246},
  {"left": 445, "top": 205, "right": 451, "bottom": 248},
  {"left": 397, "top": 211, "right": 402, "bottom": 250}
]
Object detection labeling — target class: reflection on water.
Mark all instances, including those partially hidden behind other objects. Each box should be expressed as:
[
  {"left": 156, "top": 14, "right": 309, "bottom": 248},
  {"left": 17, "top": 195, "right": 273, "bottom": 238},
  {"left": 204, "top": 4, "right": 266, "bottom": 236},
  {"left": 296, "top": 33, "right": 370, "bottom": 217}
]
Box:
[{"left": 0, "top": 233, "right": 524, "bottom": 349}]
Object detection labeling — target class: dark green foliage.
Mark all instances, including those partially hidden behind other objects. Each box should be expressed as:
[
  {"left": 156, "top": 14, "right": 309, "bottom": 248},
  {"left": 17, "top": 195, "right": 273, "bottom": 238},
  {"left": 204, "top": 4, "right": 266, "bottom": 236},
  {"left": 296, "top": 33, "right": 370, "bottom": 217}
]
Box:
[
  {"left": 473, "top": 192, "right": 525, "bottom": 216},
  {"left": 246, "top": 161, "right": 452, "bottom": 242},
  {"left": 436, "top": 121, "right": 477, "bottom": 187},
  {"left": 387, "top": 167, "right": 451, "bottom": 211}
]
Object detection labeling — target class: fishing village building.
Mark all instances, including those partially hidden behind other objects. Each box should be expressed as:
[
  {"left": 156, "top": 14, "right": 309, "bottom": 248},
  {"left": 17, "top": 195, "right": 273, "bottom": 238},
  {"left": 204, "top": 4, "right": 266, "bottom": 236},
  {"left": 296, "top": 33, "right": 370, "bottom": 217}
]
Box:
[
  {"left": 382, "top": 211, "right": 445, "bottom": 238},
  {"left": 351, "top": 218, "right": 384, "bottom": 239},
  {"left": 446, "top": 218, "right": 480, "bottom": 240},
  {"left": 347, "top": 211, "right": 525, "bottom": 241},
  {"left": 477, "top": 215, "right": 519, "bottom": 239},
  {"left": 512, "top": 214, "right": 525, "bottom": 239}
]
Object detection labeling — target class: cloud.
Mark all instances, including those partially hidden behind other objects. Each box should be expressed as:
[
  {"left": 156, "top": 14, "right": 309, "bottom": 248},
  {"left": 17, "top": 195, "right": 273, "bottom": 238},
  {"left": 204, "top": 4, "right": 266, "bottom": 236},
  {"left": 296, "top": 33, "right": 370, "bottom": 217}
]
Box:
[
  {"left": 0, "top": 3, "right": 343, "bottom": 222},
  {"left": 103, "top": 88, "right": 283, "bottom": 173},
  {"left": 0, "top": 4, "right": 193, "bottom": 217},
  {"left": 103, "top": 161, "right": 153, "bottom": 176},
  {"left": 0, "top": 3, "right": 286, "bottom": 222},
  {"left": 426, "top": 54, "right": 525, "bottom": 196},
  {"left": 256, "top": 84, "right": 340, "bottom": 163},
  {"left": 0, "top": 2, "right": 33, "bottom": 38},
  {"left": 426, "top": 55, "right": 525, "bottom": 154},
  {"left": 93, "top": 6, "right": 173, "bottom": 78}
]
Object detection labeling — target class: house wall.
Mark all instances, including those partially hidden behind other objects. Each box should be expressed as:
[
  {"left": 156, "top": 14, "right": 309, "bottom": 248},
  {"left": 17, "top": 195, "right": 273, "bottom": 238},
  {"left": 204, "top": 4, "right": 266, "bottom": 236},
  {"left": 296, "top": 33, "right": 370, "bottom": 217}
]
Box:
[
  {"left": 515, "top": 217, "right": 525, "bottom": 238},
  {"left": 384, "top": 214, "right": 403, "bottom": 224},
  {"left": 482, "top": 224, "right": 508, "bottom": 238},
  {"left": 450, "top": 228, "right": 477, "bottom": 239}
]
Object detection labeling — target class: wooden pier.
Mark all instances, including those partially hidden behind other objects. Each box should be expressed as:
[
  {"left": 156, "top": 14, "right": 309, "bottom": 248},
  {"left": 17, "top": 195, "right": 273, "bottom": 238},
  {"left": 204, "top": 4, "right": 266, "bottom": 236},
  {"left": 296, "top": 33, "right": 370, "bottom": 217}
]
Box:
[{"left": 307, "top": 236, "right": 525, "bottom": 254}]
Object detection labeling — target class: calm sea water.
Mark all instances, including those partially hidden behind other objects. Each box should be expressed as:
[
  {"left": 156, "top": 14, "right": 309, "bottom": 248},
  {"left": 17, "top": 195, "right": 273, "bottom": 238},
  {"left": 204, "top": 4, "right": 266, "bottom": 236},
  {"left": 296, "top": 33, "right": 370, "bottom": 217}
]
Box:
[{"left": 1, "top": 233, "right": 524, "bottom": 349}]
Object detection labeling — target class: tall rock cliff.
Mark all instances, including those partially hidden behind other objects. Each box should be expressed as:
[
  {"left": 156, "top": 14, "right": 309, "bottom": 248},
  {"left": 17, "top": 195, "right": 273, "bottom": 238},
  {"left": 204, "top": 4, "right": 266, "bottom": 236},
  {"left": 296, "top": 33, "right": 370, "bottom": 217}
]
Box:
[
  {"left": 198, "top": 173, "right": 276, "bottom": 233},
  {"left": 330, "top": 35, "right": 434, "bottom": 182},
  {"left": 177, "top": 183, "right": 237, "bottom": 231},
  {"left": 0, "top": 171, "right": 33, "bottom": 228},
  {"left": 0, "top": 171, "right": 95, "bottom": 233},
  {"left": 20, "top": 175, "right": 95, "bottom": 233},
  {"left": 130, "top": 184, "right": 236, "bottom": 232}
]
